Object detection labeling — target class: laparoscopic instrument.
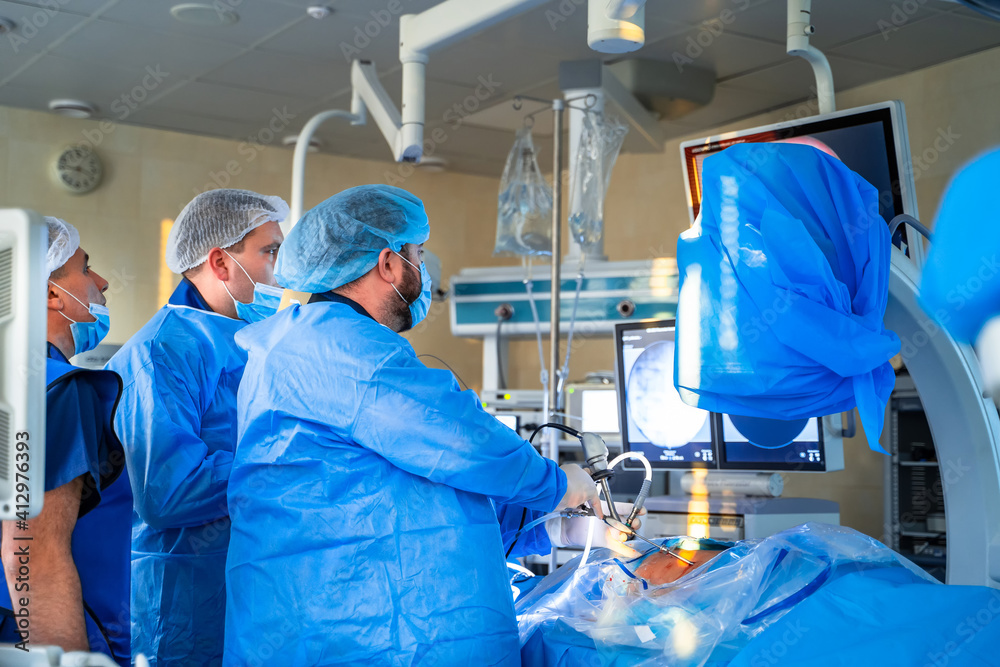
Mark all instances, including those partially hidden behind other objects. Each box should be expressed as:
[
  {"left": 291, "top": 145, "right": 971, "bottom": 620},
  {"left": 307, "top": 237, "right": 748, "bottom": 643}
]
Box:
[{"left": 527, "top": 423, "right": 694, "bottom": 566}]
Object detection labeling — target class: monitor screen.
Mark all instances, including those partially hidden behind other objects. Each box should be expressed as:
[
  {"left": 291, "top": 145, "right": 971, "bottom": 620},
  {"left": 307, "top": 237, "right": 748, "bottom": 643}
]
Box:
[
  {"left": 680, "top": 102, "right": 918, "bottom": 256},
  {"left": 495, "top": 414, "right": 519, "bottom": 433},
  {"left": 580, "top": 389, "right": 620, "bottom": 434},
  {"left": 717, "top": 414, "right": 828, "bottom": 472},
  {"left": 615, "top": 319, "right": 717, "bottom": 469}
]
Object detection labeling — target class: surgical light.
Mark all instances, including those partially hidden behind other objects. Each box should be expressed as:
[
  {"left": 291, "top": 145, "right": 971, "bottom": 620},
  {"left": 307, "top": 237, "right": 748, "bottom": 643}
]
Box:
[{"left": 588, "top": 0, "right": 645, "bottom": 53}]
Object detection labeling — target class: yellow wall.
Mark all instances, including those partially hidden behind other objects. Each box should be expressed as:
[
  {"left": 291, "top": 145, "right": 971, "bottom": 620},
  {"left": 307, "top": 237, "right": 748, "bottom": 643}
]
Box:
[{"left": 4, "top": 44, "right": 997, "bottom": 541}]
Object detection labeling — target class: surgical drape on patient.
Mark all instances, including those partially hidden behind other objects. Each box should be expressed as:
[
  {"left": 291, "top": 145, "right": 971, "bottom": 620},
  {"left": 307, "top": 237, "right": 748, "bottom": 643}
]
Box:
[{"left": 675, "top": 143, "right": 899, "bottom": 450}]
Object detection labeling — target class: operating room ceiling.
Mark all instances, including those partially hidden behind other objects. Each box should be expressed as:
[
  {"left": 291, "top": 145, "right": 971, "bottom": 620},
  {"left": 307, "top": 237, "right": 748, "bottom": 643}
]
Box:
[{"left": 2, "top": 0, "right": 1000, "bottom": 176}]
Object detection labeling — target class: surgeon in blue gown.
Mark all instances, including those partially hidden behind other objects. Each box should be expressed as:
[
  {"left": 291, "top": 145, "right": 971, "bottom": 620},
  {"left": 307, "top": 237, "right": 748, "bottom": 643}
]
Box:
[
  {"left": 0, "top": 217, "right": 129, "bottom": 664},
  {"left": 106, "top": 190, "right": 287, "bottom": 666},
  {"left": 224, "top": 185, "right": 605, "bottom": 666}
]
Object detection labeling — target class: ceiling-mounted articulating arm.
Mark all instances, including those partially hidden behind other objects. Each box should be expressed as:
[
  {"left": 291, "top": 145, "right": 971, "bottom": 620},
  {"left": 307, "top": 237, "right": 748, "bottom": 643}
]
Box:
[
  {"left": 351, "top": 60, "right": 407, "bottom": 161},
  {"left": 351, "top": 0, "right": 553, "bottom": 166},
  {"left": 787, "top": 0, "right": 835, "bottom": 115},
  {"left": 289, "top": 109, "right": 360, "bottom": 229}
]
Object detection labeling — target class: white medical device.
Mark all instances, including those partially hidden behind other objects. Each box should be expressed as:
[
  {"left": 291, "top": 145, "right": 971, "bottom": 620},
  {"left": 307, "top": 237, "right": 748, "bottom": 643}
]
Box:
[{"left": 0, "top": 209, "right": 48, "bottom": 520}]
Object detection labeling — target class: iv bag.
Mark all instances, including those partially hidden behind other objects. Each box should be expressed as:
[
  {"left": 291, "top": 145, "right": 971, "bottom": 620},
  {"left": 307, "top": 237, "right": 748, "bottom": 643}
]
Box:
[
  {"left": 495, "top": 128, "right": 553, "bottom": 256},
  {"left": 568, "top": 113, "right": 628, "bottom": 250}
]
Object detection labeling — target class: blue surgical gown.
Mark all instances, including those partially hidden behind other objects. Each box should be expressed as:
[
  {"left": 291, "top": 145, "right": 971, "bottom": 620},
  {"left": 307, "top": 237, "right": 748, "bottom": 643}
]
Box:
[
  {"left": 224, "top": 294, "right": 567, "bottom": 666},
  {"left": 107, "top": 279, "right": 248, "bottom": 666},
  {"left": 0, "top": 344, "right": 129, "bottom": 665}
]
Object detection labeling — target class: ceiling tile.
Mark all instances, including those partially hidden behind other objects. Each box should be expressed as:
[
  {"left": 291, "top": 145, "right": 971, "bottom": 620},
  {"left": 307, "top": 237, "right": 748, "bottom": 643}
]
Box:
[
  {"left": 831, "top": 13, "right": 1000, "bottom": 70},
  {"left": 640, "top": 31, "right": 784, "bottom": 79},
  {"left": 200, "top": 48, "right": 350, "bottom": 99},
  {"left": 52, "top": 19, "right": 244, "bottom": 79},
  {"left": 714, "top": 0, "right": 946, "bottom": 49},
  {"left": 5, "top": 54, "right": 154, "bottom": 112},
  {"left": 123, "top": 107, "right": 256, "bottom": 141},
  {"left": 428, "top": 38, "right": 562, "bottom": 91},
  {"left": 644, "top": 0, "right": 775, "bottom": 28},
  {"left": 1, "top": 0, "right": 115, "bottom": 16},
  {"left": 151, "top": 80, "right": 313, "bottom": 125},
  {"left": 99, "top": 0, "right": 305, "bottom": 47},
  {"left": 256, "top": 6, "right": 402, "bottom": 66},
  {"left": 722, "top": 54, "right": 901, "bottom": 94},
  {"left": 0, "top": 2, "right": 88, "bottom": 63}
]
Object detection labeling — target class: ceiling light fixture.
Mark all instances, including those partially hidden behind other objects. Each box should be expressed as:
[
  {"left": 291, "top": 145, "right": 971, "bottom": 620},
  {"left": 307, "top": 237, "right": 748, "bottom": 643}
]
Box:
[
  {"left": 306, "top": 5, "right": 333, "bottom": 19},
  {"left": 170, "top": 3, "right": 239, "bottom": 26},
  {"left": 416, "top": 156, "right": 448, "bottom": 173},
  {"left": 48, "top": 99, "right": 98, "bottom": 119},
  {"left": 282, "top": 135, "right": 322, "bottom": 152}
]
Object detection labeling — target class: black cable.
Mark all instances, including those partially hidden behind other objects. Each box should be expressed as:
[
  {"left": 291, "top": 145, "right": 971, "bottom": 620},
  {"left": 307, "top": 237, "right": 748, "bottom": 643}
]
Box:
[
  {"left": 496, "top": 318, "right": 507, "bottom": 390},
  {"left": 505, "top": 508, "right": 528, "bottom": 559},
  {"left": 529, "top": 422, "right": 581, "bottom": 443},
  {"left": 505, "top": 423, "right": 582, "bottom": 559},
  {"left": 417, "top": 354, "right": 469, "bottom": 391}
]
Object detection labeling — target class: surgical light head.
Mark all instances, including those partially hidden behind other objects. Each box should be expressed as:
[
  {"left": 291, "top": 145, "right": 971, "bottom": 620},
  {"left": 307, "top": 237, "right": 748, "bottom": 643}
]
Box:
[
  {"left": 274, "top": 184, "right": 430, "bottom": 294},
  {"left": 588, "top": 0, "right": 645, "bottom": 53},
  {"left": 166, "top": 189, "right": 289, "bottom": 274}
]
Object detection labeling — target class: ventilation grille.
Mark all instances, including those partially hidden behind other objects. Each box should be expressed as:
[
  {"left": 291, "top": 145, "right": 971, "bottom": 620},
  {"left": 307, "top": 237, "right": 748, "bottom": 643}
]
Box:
[
  {"left": 0, "top": 247, "right": 12, "bottom": 319},
  {"left": 0, "top": 409, "right": 9, "bottom": 482}
]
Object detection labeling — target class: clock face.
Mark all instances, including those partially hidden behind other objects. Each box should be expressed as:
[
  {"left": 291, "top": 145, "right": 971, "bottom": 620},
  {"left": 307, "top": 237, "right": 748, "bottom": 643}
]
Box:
[{"left": 54, "top": 146, "right": 102, "bottom": 194}]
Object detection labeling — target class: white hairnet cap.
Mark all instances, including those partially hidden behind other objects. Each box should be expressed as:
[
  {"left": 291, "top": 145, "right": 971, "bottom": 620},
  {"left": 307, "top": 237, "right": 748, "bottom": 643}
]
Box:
[
  {"left": 46, "top": 216, "right": 80, "bottom": 275},
  {"left": 166, "top": 188, "right": 290, "bottom": 274}
]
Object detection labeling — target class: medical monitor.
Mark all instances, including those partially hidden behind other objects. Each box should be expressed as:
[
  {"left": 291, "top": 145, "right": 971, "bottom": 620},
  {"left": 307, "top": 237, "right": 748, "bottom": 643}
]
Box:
[
  {"left": 717, "top": 414, "right": 830, "bottom": 473},
  {"left": 0, "top": 210, "right": 48, "bottom": 519},
  {"left": 614, "top": 319, "right": 844, "bottom": 474},
  {"left": 614, "top": 319, "right": 717, "bottom": 470},
  {"left": 680, "top": 101, "right": 922, "bottom": 264}
]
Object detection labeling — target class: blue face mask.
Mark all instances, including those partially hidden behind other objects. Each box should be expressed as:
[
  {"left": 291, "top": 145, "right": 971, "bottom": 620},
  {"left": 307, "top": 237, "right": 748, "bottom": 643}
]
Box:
[
  {"left": 392, "top": 250, "right": 432, "bottom": 328},
  {"left": 223, "top": 251, "right": 283, "bottom": 324},
  {"left": 50, "top": 281, "right": 111, "bottom": 356}
]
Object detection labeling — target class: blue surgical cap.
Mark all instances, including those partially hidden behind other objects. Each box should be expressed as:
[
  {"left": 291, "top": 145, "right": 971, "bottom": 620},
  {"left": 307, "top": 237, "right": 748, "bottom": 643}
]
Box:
[{"left": 275, "top": 185, "right": 430, "bottom": 293}]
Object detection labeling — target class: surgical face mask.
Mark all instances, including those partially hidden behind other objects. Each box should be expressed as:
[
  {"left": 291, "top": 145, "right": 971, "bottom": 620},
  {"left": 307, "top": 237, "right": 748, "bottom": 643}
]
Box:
[
  {"left": 390, "top": 250, "right": 432, "bottom": 327},
  {"left": 223, "top": 250, "right": 283, "bottom": 324},
  {"left": 50, "top": 281, "right": 111, "bottom": 356}
]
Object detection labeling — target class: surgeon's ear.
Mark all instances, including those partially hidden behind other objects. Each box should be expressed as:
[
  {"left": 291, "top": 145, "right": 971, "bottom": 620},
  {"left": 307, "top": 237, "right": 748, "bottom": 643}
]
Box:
[
  {"left": 47, "top": 285, "right": 64, "bottom": 311},
  {"left": 375, "top": 248, "right": 397, "bottom": 284},
  {"left": 205, "top": 247, "right": 231, "bottom": 282}
]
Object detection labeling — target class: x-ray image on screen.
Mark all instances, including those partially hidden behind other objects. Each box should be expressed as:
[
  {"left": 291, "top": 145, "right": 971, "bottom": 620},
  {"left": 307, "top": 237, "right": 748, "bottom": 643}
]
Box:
[{"left": 616, "top": 321, "right": 716, "bottom": 469}]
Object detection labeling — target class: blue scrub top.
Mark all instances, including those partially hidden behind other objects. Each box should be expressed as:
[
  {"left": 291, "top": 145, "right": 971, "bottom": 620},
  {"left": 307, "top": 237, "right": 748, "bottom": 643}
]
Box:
[
  {"left": 310, "top": 291, "right": 554, "bottom": 559},
  {"left": 0, "top": 344, "right": 130, "bottom": 665},
  {"left": 107, "top": 278, "right": 248, "bottom": 667},
  {"left": 225, "top": 298, "right": 566, "bottom": 666}
]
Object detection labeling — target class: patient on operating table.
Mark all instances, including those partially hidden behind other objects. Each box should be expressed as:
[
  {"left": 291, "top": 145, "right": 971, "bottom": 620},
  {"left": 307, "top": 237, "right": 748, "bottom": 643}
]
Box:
[
  {"left": 632, "top": 545, "right": 722, "bottom": 585},
  {"left": 515, "top": 523, "right": 952, "bottom": 667}
]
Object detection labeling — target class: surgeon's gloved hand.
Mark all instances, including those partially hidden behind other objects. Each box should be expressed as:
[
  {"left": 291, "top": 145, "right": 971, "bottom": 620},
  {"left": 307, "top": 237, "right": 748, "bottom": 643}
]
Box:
[
  {"left": 548, "top": 501, "right": 644, "bottom": 558},
  {"left": 555, "top": 464, "right": 603, "bottom": 519}
]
